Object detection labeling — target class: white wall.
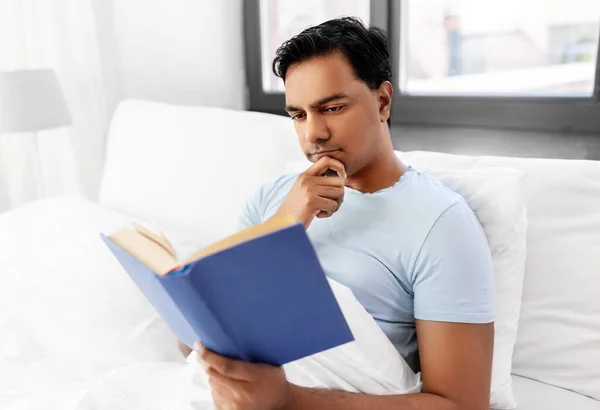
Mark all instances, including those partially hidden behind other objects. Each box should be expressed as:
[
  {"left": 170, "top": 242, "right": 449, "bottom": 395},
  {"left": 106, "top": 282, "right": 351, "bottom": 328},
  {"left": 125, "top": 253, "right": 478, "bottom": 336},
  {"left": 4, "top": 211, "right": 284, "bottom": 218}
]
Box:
[{"left": 112, "top": 0, "right": 246, "bottom": 110}]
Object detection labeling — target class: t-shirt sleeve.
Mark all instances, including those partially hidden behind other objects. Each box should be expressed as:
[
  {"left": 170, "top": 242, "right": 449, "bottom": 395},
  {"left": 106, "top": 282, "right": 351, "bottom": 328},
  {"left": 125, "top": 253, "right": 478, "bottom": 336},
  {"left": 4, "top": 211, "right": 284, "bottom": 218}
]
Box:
[
  {"left": 235, "top": 173, "right": 297, "bottom": 231},
  {"left": 236, "top": 187, "right": 266, "bottom": 231},
  {"left": 412, "top": 200, "right": 495, "bottom": 324}
]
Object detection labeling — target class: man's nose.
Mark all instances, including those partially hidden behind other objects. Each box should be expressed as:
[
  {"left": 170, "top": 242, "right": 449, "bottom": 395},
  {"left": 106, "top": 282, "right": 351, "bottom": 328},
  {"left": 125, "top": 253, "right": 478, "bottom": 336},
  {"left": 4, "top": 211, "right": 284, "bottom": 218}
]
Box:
[{"left": 304, "top": 113, "right": 329, "bottom": 145}]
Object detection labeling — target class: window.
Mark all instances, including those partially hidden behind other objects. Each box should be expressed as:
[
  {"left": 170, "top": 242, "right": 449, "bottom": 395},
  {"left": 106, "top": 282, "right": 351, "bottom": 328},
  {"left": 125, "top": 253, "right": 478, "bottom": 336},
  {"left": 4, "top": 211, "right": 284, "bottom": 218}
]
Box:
[
  {"left": 401, "top": 0, "right": 600, "bottom": 97},
  {"left": 244, "top": 0, "right": 600, "bottom": 132}
]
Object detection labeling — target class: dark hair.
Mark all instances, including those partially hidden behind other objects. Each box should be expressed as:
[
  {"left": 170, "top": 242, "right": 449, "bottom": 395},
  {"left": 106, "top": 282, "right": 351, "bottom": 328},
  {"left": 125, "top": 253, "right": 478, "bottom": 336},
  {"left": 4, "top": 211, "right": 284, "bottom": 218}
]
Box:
[{"left": 272, "top": 17, "right": 392, "bottom": 125}]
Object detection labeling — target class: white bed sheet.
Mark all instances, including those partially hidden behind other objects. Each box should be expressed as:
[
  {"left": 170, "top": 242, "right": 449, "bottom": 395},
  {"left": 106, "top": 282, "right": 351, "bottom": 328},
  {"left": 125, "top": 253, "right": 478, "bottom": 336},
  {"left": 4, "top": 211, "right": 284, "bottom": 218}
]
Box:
[
  {"left": 512, "top": 375, "right": 600, "bottom": 410},
  {"left": 0, "top": 197, "right": 175, "bottom": 409},
  {"left": 0, "top": 197, "right": 421, "bottom": 409}
]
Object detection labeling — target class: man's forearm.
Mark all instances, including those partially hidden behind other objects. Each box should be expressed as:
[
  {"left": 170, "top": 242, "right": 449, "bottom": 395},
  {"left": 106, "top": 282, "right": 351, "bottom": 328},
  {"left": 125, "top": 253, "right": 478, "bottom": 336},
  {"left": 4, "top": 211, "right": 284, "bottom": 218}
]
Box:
[{"left": 287, "top": 385, "right": 460, "bottom": 410}]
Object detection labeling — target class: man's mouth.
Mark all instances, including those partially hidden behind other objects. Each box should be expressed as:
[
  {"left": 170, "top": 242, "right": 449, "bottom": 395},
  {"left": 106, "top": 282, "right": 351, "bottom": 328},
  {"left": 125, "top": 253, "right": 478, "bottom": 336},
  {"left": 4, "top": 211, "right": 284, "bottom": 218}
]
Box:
[{"left": 310, "top": 149, "right": 342, "bottom": 157}]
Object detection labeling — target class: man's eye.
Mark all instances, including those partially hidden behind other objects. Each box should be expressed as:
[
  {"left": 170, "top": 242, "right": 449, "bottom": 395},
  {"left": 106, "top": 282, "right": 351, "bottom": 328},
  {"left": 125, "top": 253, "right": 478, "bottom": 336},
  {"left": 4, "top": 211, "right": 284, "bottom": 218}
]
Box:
[
  {"left": 325, "top": 105, "right": 345, "bottom": 113},
  {"left": 291, "top": 113, "right": 305, "bottom": 121}
]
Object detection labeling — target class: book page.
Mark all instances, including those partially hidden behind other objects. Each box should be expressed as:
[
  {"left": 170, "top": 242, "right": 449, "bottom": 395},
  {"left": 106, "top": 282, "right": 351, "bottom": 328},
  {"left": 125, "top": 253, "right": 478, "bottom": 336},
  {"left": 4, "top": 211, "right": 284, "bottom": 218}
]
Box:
[
  {"left": 109, "top": 228, "right": 180, "bottom": 276},
  {"left": 131, "top": 222, "right": 177, "bottom": 257}
]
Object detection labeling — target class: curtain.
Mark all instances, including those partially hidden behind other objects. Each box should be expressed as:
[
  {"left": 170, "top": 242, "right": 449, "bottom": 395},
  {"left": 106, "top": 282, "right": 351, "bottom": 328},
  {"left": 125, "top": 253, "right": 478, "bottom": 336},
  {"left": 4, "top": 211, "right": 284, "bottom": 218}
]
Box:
[{"left": 0, "top": 0, "right": 114, "bottom": 212}]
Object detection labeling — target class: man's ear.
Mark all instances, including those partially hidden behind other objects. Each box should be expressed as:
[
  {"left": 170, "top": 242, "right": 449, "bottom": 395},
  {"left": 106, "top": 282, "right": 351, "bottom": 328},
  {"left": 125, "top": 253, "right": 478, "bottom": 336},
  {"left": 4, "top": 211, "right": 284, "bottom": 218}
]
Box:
[{"left": 377, "top": 81, "right": 393, "bottom": 123}]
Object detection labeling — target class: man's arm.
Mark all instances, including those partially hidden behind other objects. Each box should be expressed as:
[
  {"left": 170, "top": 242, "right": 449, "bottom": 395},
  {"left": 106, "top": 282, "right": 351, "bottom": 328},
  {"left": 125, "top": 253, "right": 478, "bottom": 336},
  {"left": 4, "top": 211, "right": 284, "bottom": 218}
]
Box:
[
  {"left": 198, "top": 321, "right": 493, "bottom": 410},
  {"left": 286, "top": 321, "right": 494, "bottom": 410}
]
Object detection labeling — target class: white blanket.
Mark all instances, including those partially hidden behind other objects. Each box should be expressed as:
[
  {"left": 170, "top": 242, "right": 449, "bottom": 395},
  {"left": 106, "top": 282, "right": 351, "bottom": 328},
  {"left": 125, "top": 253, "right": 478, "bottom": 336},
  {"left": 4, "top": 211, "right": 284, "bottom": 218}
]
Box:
[
  {"left": 74, "top": 278, "right": 422, "bottom": 410},
  {"left": 0, "top": 198, "right": 421, "bottom": 410}
]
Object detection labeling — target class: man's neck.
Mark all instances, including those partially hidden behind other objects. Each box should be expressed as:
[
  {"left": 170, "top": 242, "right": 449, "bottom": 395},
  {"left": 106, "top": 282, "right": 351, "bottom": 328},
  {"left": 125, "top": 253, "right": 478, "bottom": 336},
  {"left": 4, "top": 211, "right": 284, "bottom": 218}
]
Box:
[{"left": 345, "top": 147, "right": 408, "bottom": 194}]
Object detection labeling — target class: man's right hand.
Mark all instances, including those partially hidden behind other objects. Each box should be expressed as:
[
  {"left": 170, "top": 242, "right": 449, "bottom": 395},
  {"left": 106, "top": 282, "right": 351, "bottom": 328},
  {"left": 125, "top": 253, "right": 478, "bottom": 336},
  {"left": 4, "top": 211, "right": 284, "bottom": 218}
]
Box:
[{"left": 276, "top": 156, "right": 347, "bottom": 229}]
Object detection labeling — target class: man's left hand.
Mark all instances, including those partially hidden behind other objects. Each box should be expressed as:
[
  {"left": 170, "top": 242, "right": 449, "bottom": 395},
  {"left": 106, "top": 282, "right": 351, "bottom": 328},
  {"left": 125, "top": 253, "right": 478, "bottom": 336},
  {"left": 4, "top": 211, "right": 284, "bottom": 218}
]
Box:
[{"left": 195, "top": 342, "right": 293, "bottom": 410}]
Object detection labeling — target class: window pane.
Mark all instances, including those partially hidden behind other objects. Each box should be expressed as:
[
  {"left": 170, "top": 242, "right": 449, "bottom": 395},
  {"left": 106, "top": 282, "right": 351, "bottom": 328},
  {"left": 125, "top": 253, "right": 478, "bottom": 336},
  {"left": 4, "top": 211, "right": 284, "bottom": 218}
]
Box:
[
  {"left": 401, "top": 0, "right": 600, "bottom": 97},
  {"left": 260, "top": 0, "right": 370, "bottom": 92}
]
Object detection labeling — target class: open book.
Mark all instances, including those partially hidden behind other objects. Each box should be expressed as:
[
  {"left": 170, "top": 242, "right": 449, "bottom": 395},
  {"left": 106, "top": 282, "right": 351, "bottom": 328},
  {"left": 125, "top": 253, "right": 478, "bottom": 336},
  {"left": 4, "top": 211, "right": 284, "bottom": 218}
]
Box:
[{"left": 101, "top": 215, "right": 354, "bottom": 366}]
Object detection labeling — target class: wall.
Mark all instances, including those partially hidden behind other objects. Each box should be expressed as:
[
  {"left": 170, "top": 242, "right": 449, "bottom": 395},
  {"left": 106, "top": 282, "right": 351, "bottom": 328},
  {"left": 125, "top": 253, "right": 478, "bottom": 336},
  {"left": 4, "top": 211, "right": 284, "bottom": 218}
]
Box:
[{"left": 112, "top": 0, "right": 246, "bottom": 110}]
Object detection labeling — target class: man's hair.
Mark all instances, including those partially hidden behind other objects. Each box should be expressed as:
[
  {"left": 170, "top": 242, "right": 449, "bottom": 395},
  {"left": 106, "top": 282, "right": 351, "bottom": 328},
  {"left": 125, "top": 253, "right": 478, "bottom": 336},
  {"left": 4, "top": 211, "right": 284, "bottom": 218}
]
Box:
[{"left": 272, "top": 17, "right": 392, "bottom": 125}]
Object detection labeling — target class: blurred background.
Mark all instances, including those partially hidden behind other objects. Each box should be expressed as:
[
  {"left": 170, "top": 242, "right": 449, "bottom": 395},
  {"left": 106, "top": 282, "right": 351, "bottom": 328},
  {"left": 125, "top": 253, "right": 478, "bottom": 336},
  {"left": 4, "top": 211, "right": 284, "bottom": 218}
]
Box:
[
  {"left": 261, "top": 0, "right": 600, "bottom": 96},
  {"left": 0, "top": 0, "right": 599, "bottom": 212}
]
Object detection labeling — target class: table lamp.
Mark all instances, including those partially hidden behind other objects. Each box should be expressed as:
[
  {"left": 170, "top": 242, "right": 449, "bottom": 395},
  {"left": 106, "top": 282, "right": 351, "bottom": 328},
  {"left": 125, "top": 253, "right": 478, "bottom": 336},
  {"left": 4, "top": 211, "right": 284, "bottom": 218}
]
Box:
[{"left": 0, "top": 69, "right": 72, "bottom": 202}]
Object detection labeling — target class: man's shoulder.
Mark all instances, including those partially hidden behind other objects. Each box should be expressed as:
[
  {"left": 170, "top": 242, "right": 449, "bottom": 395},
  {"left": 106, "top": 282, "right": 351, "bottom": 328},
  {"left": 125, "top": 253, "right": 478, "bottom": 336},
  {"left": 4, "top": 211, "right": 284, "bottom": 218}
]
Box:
[
  {"left": 401, "top": 168, "right": 467, "bottom": 223},
  {"left": 248, "top": 172, "right": 299, "bottom": 211},
  {"left": 238, "top": 173, "right": 300, "bottom": 229},
  {"left": 268, "top": 172, "right": 300, "bottom": 190},
  {"left": 258, "top": 172, "right": 299, "bottom": 198}
]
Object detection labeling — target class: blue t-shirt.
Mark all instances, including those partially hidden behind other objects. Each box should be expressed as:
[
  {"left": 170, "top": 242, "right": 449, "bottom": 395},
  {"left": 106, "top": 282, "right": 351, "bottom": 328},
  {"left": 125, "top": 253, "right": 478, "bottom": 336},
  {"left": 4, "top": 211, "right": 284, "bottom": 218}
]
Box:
[{"left": 237, "top": 168, "right": 495, "bottom": 372}]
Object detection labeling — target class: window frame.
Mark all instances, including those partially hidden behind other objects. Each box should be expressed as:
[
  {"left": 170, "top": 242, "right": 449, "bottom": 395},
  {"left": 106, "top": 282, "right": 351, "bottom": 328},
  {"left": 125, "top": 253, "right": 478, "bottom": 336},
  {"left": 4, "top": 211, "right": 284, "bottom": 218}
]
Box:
[{"left": 244, "top": 0, "right": 600, "bottom": 133}]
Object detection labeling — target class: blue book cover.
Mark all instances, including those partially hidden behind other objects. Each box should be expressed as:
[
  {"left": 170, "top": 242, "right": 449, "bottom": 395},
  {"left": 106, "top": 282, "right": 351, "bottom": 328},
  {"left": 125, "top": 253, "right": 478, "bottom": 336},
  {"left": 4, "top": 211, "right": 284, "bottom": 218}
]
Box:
[{"left": 101, "top": 222, "right": 354, "bottom": 366}]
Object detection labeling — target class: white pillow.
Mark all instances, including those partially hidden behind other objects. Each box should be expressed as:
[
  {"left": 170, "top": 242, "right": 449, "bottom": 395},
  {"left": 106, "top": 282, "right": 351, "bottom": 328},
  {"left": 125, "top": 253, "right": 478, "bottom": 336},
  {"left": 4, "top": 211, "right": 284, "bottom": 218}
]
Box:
[
  {"left": 425, "top": 168, "right": 527, "bottom": 410},
  {"left": 399, "top": 150, "right": 600, "bottom": 402},
  {"left": 285, "top": 161, "right": 528, "bottom": 410},
  {"left": 99, "top": 100, "right": 305, "bottom": 246}
]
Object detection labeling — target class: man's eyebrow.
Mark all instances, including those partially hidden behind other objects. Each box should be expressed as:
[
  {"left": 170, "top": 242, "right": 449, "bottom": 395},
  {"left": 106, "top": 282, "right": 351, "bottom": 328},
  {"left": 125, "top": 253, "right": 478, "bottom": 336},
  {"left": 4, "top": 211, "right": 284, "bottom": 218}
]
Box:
[
  {"left": 310, "top": 93, "right": 349, "bottom": 108},
  {"left": 285, "top": 93, "right": 349, "bottom": 112},
  {"left": 285, "top": 104, "right": 302, "bottom": 113}
]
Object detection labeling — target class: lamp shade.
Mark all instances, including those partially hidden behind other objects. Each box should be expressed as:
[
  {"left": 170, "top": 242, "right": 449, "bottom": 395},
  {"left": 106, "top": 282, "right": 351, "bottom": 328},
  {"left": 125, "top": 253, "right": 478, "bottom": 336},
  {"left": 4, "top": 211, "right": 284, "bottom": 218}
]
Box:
[{"left": 0, "top": 69, "right": 72, "bottom": 133}]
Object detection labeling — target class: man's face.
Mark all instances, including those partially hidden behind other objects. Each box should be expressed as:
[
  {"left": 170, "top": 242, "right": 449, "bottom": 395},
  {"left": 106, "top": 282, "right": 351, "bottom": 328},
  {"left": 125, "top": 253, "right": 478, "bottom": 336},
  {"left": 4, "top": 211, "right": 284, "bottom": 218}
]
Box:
[{"left": 284, "top": 51, "right": 388, "bottom": 177}]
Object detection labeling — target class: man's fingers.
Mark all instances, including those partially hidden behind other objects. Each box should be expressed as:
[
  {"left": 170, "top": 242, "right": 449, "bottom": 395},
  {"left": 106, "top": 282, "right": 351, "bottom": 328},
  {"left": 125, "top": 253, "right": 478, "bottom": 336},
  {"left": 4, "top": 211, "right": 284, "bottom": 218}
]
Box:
[
  {"left": 314, "top": 189, "right": 343, "bottom": 218},
  {"left": 206, "top": 366, "right": 247, "bottom": 387},
  {"left": 206, "top": 371, "right": 242, "bottom": 404},
  {"left": 305, "top": 156, "right": 346, "bottom": 179},
  {"left": 207, "top": 368, "right": 235, "bottom": 389},
  {"left": 314, "top": 185, "right": 344, "bottom": 201},
  {"left": 198, "top": 345, "right": 253, "bottom": 381},
  {"left": 303, "top": 175, "right": 345, "bottom": 188},
  {"left": 311, "top": 197, "right": 339, "bottom": 215}
]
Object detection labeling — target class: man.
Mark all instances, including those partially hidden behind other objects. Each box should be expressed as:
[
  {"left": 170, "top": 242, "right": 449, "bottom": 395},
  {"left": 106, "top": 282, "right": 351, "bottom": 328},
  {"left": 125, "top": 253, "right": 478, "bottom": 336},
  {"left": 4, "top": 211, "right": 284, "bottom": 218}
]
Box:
[{"left": 196, "top": 17, "right": 495, "bottom": 410}]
